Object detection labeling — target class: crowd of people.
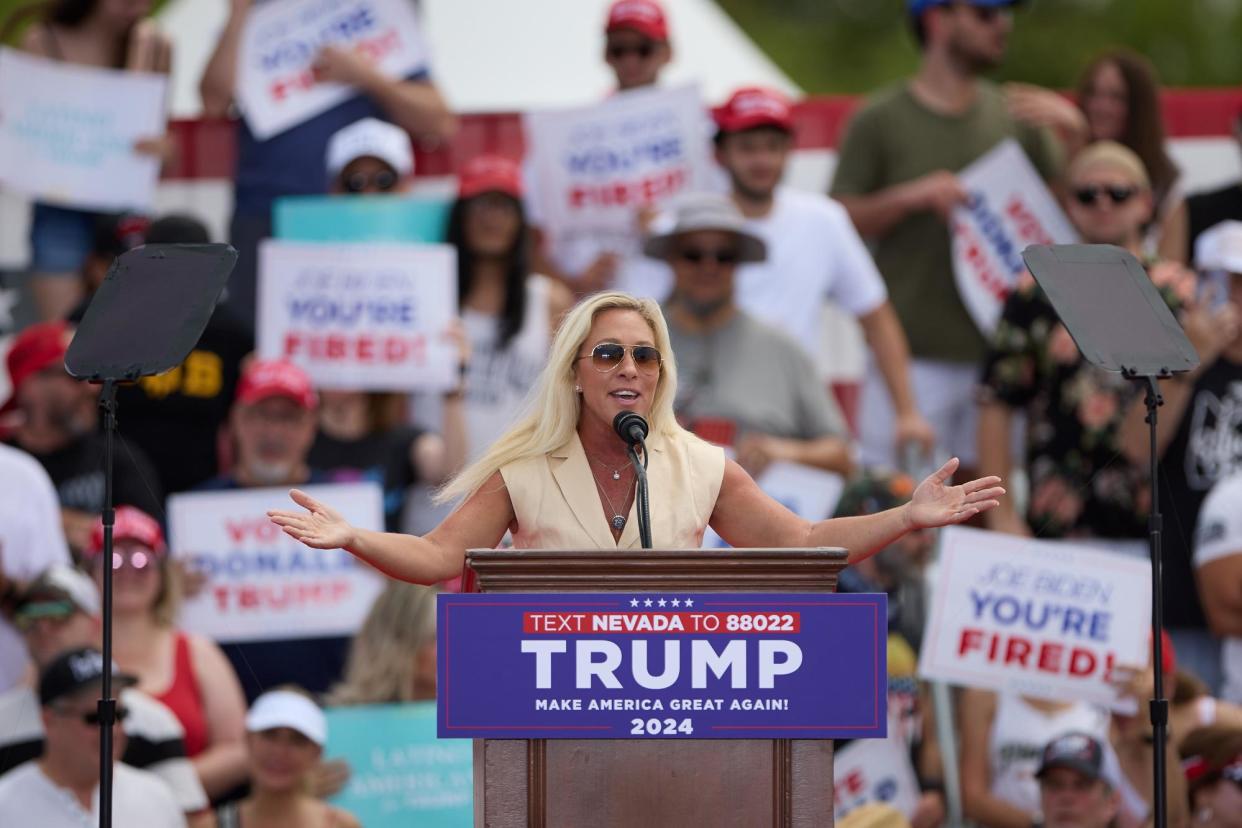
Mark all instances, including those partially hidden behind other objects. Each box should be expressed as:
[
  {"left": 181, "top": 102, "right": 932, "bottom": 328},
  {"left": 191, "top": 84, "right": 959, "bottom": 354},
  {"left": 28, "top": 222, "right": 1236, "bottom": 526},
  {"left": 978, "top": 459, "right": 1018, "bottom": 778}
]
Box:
[{"left": 1, "top": 0, "right": 1241, "bottom": 825}]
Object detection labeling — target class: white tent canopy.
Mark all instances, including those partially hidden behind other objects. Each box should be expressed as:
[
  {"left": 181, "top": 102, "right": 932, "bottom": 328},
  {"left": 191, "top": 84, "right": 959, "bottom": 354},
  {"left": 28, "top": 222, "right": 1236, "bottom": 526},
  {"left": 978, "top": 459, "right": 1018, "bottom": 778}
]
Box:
[{"left": 158, "top": 0, "right": 800, "bottom": 119}]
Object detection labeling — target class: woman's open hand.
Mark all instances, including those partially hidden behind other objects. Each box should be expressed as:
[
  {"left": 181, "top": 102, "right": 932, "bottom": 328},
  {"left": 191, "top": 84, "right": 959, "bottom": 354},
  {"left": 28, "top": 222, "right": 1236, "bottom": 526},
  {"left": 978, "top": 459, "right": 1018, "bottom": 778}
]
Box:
[
  {"left": 906, "top": 458, "right": 1004, "bottom": 530},
  {"left": 268, "top": 489, "right": 356, "bottom": 550}
]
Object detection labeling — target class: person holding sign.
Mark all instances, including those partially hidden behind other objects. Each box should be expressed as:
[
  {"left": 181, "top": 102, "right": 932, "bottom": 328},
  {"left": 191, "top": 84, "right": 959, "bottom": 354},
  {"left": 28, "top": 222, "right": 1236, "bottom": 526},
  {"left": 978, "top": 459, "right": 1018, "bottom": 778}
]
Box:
[
  {"left": 646, "top": 193, "right": 853, "bottom": 476},
  {"left": 1, "top": 0, "right": 172, "bottom": 321},
  {"left": 198, "top": 0, "right": 456, "bottom": 331},
  {"left": 831, "top": 0, "right": 1061, "bottom": 476},
  {"left": 269, "top": 291, "right": 1004, "bottom": 583}
]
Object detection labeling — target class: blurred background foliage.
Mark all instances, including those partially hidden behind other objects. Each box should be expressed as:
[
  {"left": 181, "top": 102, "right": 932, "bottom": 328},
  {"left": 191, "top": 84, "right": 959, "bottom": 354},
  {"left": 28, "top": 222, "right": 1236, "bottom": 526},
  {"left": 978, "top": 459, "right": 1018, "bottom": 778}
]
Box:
[{"left": 716, "top": 0, "right": 1242, "bottom": 93}]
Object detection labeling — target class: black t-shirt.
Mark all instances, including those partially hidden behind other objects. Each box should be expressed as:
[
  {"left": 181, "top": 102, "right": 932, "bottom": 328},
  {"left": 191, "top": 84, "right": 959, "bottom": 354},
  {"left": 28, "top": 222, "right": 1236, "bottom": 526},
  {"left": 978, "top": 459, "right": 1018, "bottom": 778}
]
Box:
[
  {"left": 14, "top": 431, "right": 164, "bottom": 521},
  {"left": 112, "top": 306, "right": 254, "bottom": 495},
  {"left": 1186, "top": 183, "right": 1242, "bottom": 261},
  {"left": 308, "top": 426, "right": 425, "bottom": 532},
  {"left": 1157, "top": 356, "right": 1242, "bottom": 628}
]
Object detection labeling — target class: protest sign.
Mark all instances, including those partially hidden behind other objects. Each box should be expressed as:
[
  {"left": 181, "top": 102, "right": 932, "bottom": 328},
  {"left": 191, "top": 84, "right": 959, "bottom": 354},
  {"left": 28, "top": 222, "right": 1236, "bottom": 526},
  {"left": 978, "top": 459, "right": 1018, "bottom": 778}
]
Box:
[
  {"left": 951, "top": 139, "right": 1078, "bottom": 336},
  {"left": 326, "top": 703, "right": 471, "bottom": 827},
  {"left": 237, "top": 0, "right": 428, "bottom": 140},
  {"left": 523, "top": 83, "right": 714, "bottom": 276},
  {"left": 0, "top": 48, "right": 166, "bottom": 211},
  {"left": 274, "top": 195, "right": 450, "bottom": 243},
  {"left": 257, "top": 240, "right": 458, "bottom": 391},
  {"left": 168, "top": 483, "right": 384, "bottom": 642},
  {"left": 918, "top": 527, "right": 1150, "bottom": 710},
  {"left": 438, "top": 592, "right": 887, "bottom": 739},
  {"left": 703, "top": 462, "right": 843, "bottom": 548},
  {"left": 833, "top": 738, "right": 921, "bottom": 822}
]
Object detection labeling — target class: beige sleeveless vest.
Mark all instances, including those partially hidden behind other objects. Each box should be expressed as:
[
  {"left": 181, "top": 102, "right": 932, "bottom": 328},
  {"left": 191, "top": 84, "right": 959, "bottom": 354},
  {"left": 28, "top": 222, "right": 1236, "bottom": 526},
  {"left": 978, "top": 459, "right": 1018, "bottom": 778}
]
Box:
[{"left": 500, "top": 429, "right": 726, "bottom": 550}]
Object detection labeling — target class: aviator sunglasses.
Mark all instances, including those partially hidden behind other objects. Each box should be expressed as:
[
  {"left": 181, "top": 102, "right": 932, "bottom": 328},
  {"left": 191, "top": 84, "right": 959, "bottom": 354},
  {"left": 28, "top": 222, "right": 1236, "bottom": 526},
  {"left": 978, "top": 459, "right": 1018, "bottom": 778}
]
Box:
[
  {"left": 607, "top": 42, "right": 656, "bottom": 60},
  {"left": 577, "top": 343, "right": 663, "bottom": 375},
  {"left": 54, "top": 705, "right": 130, "bottom": 726},
  {"left": 1073, "top": 184, "right": 1138, "bottom": 207}
]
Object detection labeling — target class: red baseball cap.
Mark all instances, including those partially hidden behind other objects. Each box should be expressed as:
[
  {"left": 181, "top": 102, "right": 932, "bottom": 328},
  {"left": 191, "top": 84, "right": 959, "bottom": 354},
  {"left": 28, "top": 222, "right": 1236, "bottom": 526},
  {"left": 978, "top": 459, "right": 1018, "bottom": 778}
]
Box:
[
  {"left": 458, "top": 155, "right": 523, "bottom": 200},
  {"left": 712, "top": 87, "right": 795, "bottom": 135},
  {"left": 236, "top": 360, "right": 317, "bottom": 410},
  {"left": 2, "top": 321, "right": 71, "bottom": 415},
  {"left": 605, "top": 0, "right": 668, "bottom": 42},
  {"left": 87, "top": 505, "right": 166, "bottom": 557}
]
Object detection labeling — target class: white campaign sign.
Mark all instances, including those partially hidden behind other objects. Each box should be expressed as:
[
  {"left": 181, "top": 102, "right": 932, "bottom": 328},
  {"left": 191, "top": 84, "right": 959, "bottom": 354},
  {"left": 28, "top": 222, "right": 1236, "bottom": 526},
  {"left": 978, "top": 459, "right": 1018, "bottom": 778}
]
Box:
[
  {"left": 169, "top": 483, "right": 384, "bottom": 643},
  {"left": 257, "top": 240, "right": 458, "bottom": 391},
  {"left": 237, "top": 0, "right": 427, "bottom": 140},
  {"left": 703, "top": 462, "right": 843, "bottom": 548},
  {"left": 833, "top": 738, "right": 921, "bottom": 821},
  {"left": 523, "top": 83, "right": 715, "bottom": 276},
  {"left": 950, "top": 139, "right": 1078, "bottom": 336},
  {"left": 0, "top": 48, "right": 166, "bottom": 211},
  {"left": 918, "top": 526, "right": 1150, "bottom": 710}
]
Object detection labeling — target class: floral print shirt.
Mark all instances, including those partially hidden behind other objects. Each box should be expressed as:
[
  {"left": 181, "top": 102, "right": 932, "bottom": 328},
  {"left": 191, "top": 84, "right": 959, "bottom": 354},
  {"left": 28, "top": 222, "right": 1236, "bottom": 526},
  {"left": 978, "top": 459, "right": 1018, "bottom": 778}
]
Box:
[{"left": 978, "top": 266, "right": 1191, "bottom": 539}]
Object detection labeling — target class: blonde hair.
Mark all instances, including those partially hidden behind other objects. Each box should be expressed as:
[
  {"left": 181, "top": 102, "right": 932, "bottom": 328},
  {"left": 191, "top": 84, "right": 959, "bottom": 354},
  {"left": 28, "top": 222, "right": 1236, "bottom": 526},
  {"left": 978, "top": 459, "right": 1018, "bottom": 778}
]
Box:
[
  {"left": 1069, "top": 139, "right": 1151, "bottom": 189},
  {"left": 325, "top": 582, "right": 438, "bottom": 705},
  {"left": 435, "top": 291, "right": 689, "bottom": 504}
]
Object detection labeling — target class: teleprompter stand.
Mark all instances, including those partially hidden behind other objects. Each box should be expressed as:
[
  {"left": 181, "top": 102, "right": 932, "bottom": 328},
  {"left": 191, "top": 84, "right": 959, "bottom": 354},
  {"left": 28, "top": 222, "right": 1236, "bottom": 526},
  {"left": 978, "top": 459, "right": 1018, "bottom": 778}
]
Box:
[
  {"left": 64, "top": 243, "right": 236, "bottom": 828},
  {"left": 1022, "top": 244, "right": 1200, "bottom": 828}
]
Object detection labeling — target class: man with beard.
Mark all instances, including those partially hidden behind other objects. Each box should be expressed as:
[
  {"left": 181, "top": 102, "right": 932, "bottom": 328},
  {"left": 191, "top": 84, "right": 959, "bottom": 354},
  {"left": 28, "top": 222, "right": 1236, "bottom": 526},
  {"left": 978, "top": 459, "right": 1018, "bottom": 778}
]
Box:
[
  {"left": 646, "top": 193, "right": 853, "bottom": 477},
  {"left": 1, "top": 322, "right": 163, "bottom": 553},
  {"left": 832, "top": 0, "right": 1061, "bottom": 474}
]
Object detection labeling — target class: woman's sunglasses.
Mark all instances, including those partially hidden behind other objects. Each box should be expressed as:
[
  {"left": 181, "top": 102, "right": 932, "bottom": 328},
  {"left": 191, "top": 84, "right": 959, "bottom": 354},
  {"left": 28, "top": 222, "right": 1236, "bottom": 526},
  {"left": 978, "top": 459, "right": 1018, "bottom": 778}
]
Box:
[
  {"left": 92, "top": 549, "right": 155, "bottom": 572},
  {"left": 577, "top": 343, "right": 662, "bottom": 375},
  {"left": 1073, "top": 185, "right": 1138, "bottom": 207},
  {"left": 343, "top": 170, "right": 399, "bottom": 193}
]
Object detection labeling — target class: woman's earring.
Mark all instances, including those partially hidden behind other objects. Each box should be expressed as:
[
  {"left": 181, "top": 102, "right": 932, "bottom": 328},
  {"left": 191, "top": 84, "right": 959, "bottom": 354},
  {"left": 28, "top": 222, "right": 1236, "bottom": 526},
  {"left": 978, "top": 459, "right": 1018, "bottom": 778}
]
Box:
[{"left": 574, "top": 385, "right": 582, "bottom": 393}]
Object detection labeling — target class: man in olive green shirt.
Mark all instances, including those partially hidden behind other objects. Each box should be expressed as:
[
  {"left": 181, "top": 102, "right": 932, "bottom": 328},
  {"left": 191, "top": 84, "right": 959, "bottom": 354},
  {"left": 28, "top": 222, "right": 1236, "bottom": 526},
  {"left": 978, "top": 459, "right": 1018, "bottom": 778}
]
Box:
[{"left": 832, "top": 0, "right": 1061, "bottom": 471}]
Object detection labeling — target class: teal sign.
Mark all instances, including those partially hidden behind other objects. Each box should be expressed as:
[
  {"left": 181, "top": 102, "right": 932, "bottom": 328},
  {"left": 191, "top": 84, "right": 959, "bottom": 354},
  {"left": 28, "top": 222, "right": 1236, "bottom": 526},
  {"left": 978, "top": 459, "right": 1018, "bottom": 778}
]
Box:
[
  {"left": 325, "top": 702, "right": 472, "bottom": 826},
  {"left": 274, "top": 196, "right": 452, "bottom": 243}
]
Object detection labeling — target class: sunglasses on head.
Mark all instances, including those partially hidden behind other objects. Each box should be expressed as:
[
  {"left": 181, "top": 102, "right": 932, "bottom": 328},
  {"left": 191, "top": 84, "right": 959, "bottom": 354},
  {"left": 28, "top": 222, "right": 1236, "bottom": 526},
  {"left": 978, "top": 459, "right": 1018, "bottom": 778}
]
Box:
[
  {"left": 54, "top": 705, "right": 129, "bottom": 726},
  {"left": 678, "top": 247, "right": 739, "bottom": 266},
  {"left": 607, "top": 42, "right": 656, "bottom": 60},
  {"left": 1073, "top": 184, "right": 1138, "bottom": 206},
  {"left": 342, "top": 169, "right": 398, "bottom": 193},
  {"left": 577, "top": 343, "right": 662, "bottom": 375}
]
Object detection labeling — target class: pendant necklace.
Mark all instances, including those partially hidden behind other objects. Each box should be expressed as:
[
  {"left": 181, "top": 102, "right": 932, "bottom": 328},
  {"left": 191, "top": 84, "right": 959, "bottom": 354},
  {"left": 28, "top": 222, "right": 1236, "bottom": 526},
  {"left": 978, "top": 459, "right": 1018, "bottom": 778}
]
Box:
[
  {"left": 591, "top": 467, "right": 632, "bottom": 531},
  {"left": 589, "top": 456, "right": 627, "bottom": 481}
]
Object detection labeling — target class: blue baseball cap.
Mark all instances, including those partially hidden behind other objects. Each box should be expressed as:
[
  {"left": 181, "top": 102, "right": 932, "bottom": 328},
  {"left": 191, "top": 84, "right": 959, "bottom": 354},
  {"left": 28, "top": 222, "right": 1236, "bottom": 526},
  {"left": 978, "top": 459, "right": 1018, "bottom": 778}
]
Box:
[{"left": 907, "top": 0, "right": 1022, "bottom": 14}]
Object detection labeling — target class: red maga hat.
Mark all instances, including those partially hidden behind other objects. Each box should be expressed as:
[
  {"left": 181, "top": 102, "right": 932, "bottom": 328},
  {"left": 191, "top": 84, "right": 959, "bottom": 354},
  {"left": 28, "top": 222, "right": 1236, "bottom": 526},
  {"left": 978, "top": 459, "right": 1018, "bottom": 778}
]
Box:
[
  {"left": 236, "top": 360, "right": 317, "bottom": 410},
  {"left": 712, "top": 87, "right": 795, "bottom": 134},
  {"left": 1, "top": 321, "right": 71, "bottom": 416},
  {"left": 458, "top": 155, "right": 524, "bottom": 200},
  {"left": 605, "top": 0, "right": 668, "bottom": 41}
]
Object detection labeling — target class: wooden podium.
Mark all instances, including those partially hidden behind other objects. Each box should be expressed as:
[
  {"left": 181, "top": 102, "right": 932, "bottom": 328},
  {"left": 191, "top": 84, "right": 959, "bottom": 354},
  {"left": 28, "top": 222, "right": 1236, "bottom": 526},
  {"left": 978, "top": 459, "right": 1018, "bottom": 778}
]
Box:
[{"left": 466, "top": 547, "right": 848, "bottom": 828}]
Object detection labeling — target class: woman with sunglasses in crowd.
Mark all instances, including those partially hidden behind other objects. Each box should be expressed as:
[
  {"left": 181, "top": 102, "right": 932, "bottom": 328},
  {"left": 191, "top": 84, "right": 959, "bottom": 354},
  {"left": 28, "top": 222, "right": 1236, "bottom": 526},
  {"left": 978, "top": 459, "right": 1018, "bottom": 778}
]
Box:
[
  {"left": 271, "top": 287, "right": 1004, "bottom": 583},
  {"left": 86, "top": 506, "right": 250, "bottom": 802},
  {"left": 0, "top": 0, "right": 172, "bottom": 322}
]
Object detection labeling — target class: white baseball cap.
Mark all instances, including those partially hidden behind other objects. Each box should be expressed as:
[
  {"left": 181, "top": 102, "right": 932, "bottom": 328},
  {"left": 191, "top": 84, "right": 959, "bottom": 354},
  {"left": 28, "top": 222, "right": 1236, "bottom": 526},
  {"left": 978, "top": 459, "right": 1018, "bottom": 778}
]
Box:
[
  {"left": 1195, "top": 220, "right": 1242, "bottom": 274},
  {"left": 325, "top": 117, "right": 414, "bottom": 178},
  {"left": 245, "top": 689, "right": 327, "bottom": 746}
]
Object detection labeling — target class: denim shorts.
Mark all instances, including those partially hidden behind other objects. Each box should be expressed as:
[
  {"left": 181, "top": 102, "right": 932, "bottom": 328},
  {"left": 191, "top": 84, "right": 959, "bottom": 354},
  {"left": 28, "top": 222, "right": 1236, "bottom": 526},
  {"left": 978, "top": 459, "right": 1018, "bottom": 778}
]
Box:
[{"left": 29, "top": 202, "right": 99, "bottom": 274}]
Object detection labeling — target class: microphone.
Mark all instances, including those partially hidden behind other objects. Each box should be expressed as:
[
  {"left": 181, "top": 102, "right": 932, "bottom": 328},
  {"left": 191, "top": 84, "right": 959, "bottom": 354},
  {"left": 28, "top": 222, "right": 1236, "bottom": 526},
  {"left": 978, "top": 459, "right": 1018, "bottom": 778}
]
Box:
[{"left": 613, "top": 411, "right": 649, "bottom": 447}]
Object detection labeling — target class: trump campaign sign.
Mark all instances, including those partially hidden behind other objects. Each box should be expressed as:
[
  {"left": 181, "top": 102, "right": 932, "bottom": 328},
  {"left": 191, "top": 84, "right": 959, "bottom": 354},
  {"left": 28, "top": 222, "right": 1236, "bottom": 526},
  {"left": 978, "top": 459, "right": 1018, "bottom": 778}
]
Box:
[
  {"left": 951, "top": 139, "right": 1078, "bottom": 336},
  {"left": 523, "top": 83, "right": 715, "bottom": 276},
  {"left": 168, "top": 483, "right": 384, "bottom": 643},
  {"left": 236, "top": 0, "right": 428, "bottom": 140},
  {"left": 257, "top": 240, "right": 457, "bottom": 392},
  {"left": 0, "top": 48, "right": 166, "bottom": 212},
  {"left": 918, "top": 527, "right": 1150, "bottom": 710},
  {"left": 437, "top": 592, "right": 887, "bottom": 739}
]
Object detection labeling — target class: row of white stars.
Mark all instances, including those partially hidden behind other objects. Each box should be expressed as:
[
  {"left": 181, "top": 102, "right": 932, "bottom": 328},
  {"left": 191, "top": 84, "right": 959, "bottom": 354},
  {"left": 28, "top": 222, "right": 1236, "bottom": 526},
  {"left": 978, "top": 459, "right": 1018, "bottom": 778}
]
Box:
[{"left": 628, "top": 598, "right": 695, "bottom": 608}]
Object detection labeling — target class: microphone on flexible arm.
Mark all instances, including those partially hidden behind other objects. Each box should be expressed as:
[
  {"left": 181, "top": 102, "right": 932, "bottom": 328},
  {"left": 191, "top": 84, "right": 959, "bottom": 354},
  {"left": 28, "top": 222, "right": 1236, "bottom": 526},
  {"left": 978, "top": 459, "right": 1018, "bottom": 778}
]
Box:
[{"left": 613, "top": 412, "right": 653, "bottom": 549}]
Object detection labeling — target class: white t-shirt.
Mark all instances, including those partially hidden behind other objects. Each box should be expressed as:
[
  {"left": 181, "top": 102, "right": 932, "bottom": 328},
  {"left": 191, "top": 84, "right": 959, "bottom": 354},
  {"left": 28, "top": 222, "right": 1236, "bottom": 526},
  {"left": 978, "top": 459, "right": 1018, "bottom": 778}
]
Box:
[
  {"left": 0, "top": 760, "right": 186, "bottom": 827},
  {"left": 0, "top": 686, "right": 208, "bottom": 814},
  {"left": 737, "top": 187, "right": 888, "bottom": 361},
  {"left": 0, "top": 444, "right": 70, "bottom": 692},
  {"left": 1194, "top": 473, "right": 1242, "bottom": 703}
]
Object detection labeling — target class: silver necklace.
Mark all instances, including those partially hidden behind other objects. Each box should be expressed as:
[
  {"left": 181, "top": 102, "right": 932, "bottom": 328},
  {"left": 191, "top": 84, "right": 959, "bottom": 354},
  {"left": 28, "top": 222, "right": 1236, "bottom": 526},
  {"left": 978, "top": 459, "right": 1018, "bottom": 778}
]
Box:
[
  {"left": 591, "top": 469, "right": 632, "bottom": 532},
  {"left": 589, "top": 456, "right": 628, "bottom": 481}
]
